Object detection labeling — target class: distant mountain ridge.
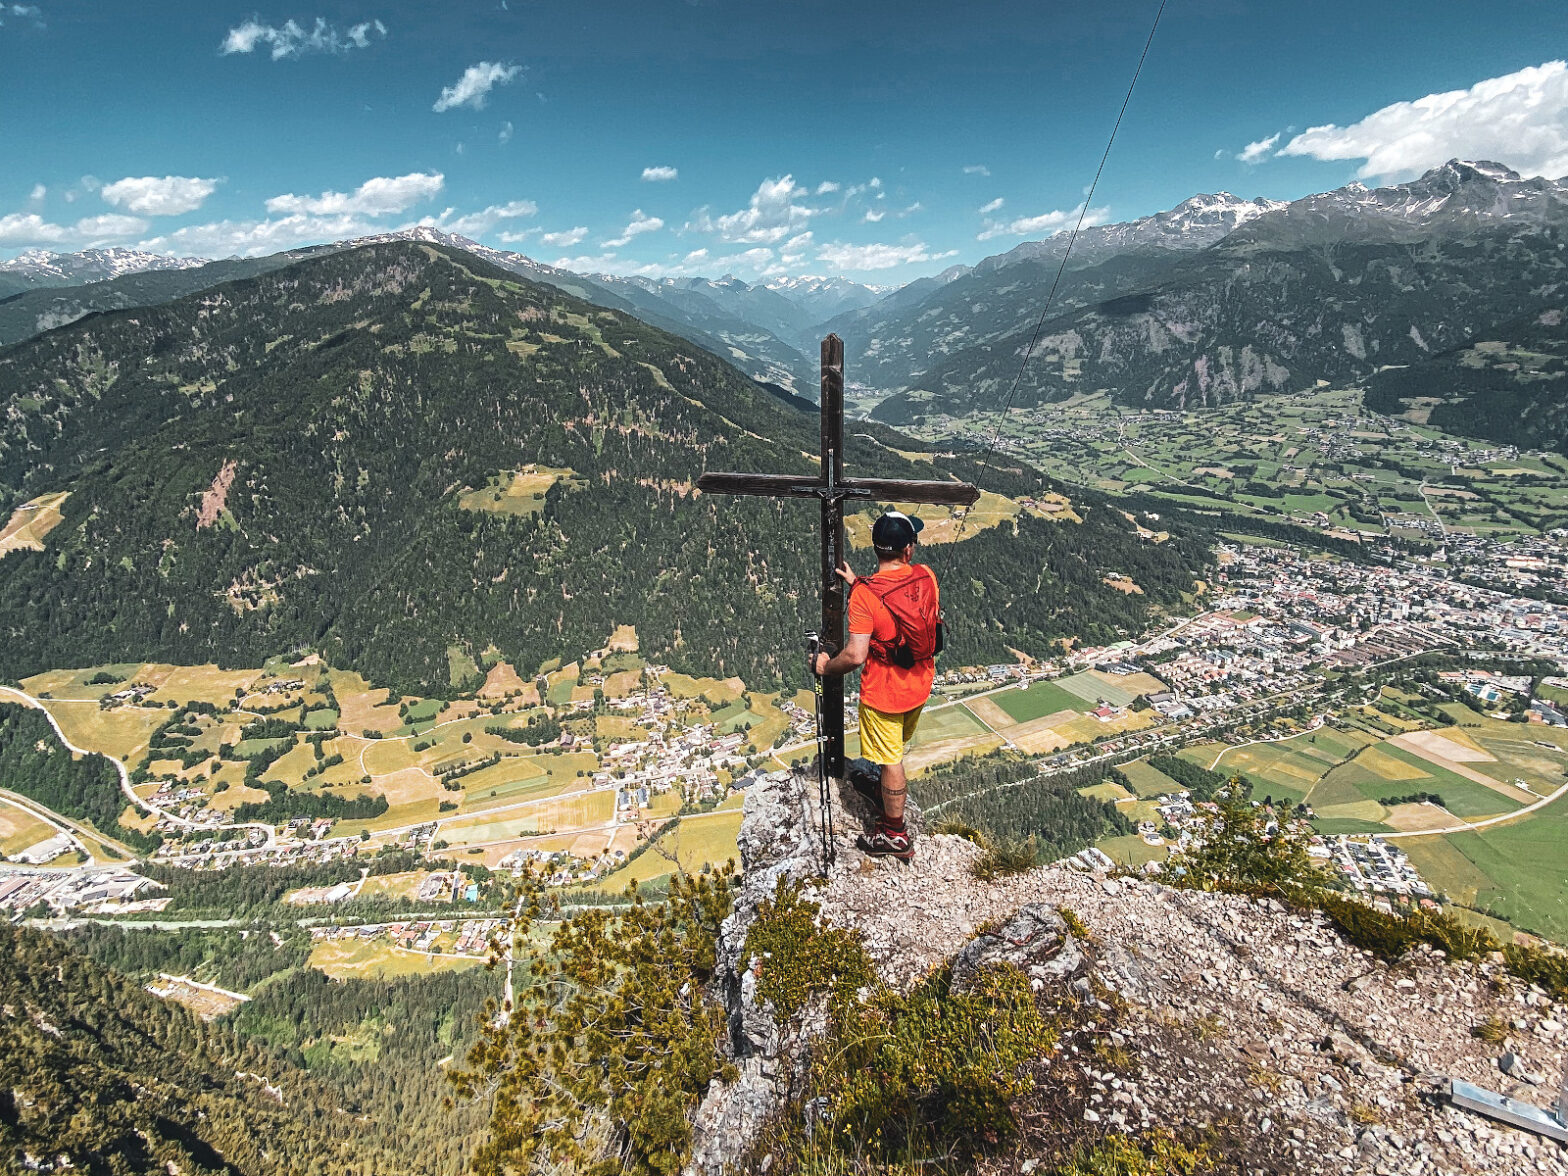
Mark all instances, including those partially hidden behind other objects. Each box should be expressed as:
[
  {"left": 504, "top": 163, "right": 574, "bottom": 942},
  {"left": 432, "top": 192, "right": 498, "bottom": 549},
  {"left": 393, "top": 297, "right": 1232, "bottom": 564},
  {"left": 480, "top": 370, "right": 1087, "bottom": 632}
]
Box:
[
  {"left": 5, "top": 161, "right": 1565, "bottom": 426},
  {"left": 0, "top": 240, "right": 1204, "bottom": 695},
  {"left": 865, "top": 161, "right": 1568, "bottom": 426}
]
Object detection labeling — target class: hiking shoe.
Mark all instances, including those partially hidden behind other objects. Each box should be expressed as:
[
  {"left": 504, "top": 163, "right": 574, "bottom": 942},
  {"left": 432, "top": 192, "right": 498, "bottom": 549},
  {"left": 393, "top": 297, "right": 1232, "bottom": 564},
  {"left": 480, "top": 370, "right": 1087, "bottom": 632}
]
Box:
[{"left": 856, "top": 825, "right": 914, "bottom": 861}]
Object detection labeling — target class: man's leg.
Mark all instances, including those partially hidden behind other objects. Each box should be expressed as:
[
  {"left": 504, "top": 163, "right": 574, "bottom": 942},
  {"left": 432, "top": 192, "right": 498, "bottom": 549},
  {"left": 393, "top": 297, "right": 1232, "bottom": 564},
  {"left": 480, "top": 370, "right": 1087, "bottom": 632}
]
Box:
[
  {"left": 879, "top": 760, "right": 908, "bottom": 824},
  {"left": 880, "top": 704, "right": 922, "bottom": 824}
]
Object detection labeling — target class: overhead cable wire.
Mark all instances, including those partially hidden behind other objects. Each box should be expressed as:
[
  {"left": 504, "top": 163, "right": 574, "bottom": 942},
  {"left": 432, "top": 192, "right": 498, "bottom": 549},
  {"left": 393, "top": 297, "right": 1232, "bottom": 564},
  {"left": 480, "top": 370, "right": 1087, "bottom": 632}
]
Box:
[{"left": 975, "top": 0, "right": 1169, "bottom": 479}]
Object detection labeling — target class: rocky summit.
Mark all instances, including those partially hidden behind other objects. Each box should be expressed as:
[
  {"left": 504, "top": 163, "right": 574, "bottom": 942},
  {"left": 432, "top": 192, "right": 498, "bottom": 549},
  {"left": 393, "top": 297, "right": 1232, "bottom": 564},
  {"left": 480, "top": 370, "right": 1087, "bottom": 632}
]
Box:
[{"left": 689, "top": 772, "right": 1568, "bottom": 1175}]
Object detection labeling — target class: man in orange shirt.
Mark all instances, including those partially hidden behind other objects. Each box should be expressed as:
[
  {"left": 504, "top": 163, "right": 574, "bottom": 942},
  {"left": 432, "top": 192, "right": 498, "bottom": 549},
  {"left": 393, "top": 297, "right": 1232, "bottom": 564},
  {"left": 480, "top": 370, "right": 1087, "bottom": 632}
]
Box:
[{"left": 813, "top": 511, "right": 940, "bottom": 860}]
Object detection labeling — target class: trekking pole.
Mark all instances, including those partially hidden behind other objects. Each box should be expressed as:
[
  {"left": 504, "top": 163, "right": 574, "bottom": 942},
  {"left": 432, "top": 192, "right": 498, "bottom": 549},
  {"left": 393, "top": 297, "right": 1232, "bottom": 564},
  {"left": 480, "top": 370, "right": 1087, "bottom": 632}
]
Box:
[{"left": 805, "top": 631, "right": 837, "bottom": 873}]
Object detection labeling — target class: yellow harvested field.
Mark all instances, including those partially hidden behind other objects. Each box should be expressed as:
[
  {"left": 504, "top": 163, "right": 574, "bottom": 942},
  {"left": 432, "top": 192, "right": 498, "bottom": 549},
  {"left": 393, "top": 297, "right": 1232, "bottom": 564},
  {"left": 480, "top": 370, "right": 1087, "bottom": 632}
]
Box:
[
  {"left": 309, "top": 938, "right": 483, "bottom": 980},
  {"left": 442, "top": 788, "right": 614, "bottom": 846},
  {"left": 1351, "top": 746, "right": 1428, "bottom": 782},
  {"left": 1087, "top": 670, "right": 1168, "bottom": 698},
  {"left": 478, "top": 662, "right": 538, "bottom": 703},
  {"left": 906, "top": 733, "right": 1005, "bottom": 774},
  {"left": 375, "top": 767, "right": 438, "bottom": 807},
  {"left": 0, "top": 798, "right": 58, "bottom": 856},
  {"left": 1384, "top": 802, "right": 1466, "bottom": 832},
  {"left": 568, "top": 830, "right": 610, "bottom": 858},
  {"left": 607, "top": 625, "right": 639, "bottom": 652},
  {"left": 1314, "top": 799, "right": 1388, "bottom": 823},
  {"left": 1217, "top": 746, "right": 1322, "bottom": 783},
  {"left": 331, "top": 671, "right": 403, "bottom": 734},
  {"left": 657, "top": 673, "right": 741, "bottom": 703},
  {"left": 138, "top": 664, "right": 261, "bottom": 705},
  {"left": 603, "top": 669, "right": 643, "bottom": 698},
  {"left": 1393, "top": 729, "right": 1494, "bottom": 764},
  {"left": 964, "top": 695, "right": 1026, "bottom": 731},
  {"left": 0, "top": 491, "right": 70, "bottom": 557},
  {"left": 457, "top": 465, "right": 578, "bottom": 515},
  {"left": 597, "top": 810, "right": 744, "bottom": 890},
  {"left": 44, "top": 702, "right": 165, "bottom": 764}
]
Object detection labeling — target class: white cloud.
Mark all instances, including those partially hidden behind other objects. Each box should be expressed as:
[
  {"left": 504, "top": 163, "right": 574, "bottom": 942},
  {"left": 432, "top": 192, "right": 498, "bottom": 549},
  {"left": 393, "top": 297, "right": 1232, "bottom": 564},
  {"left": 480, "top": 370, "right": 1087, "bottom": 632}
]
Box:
[
  {"left": 641, "top": 165, "right": 678, "bottom": 182},
  {"left": 266, "top": 171, "right": 444, "bottom": 216},
  {"left": 601, "top": 209, "right": 663, "bottom": 248},
  {"left": 979, "top": 197, "right": 1005, "bottom": 214},
  {"left": 72, "top": 214, "right": 149, "bottom": 239},
  {"left": 137, "top": 213, "right": 378, "bottom": 258},
  {"left": 779, "top": 231, "right": 813, "bottom": 266},
  {"left": 220, "top": 17, "right": 386, "bottom": 59},
  {"left": 499, "top": 121, "right": 513, "bottom": 143},
  {"left": 977, "top": 202, "right": 1109, "bottom": 241},
  {"left": 0, "top": 4, "right": 44, "bottom": 29},
  {"left": 815, "top": 181, "right": 840, "bottom": 195},
  {"left": 963, "top": 164, "right": 990, "bottom": 176},
  {"left": 496, "top": 228, "right": 538, "bottom": 244},
  {"left": 0, "top": 213, "right": 66, "bottom": 245},
  {"left": 28, "top": 183, "right": 45, "bottom": 201},
  {"left": 814, "top": 239, "right": 957, "bottom": 272},
  {"left": 689, "top": 175, "right": 816, "bottom": 244},
  {"left": 0, "top": 210, "right": 148, "bottom": 247},
  {"left": 540, "top": 226, "right": 588, "bottom": 248},
  {"left": 100, "top": 175, "right": 219, "bottom": 216},
  {"left": 1236, "top": 132, "right": 1281, "bottom": 165},
  {"left": 550, "top": 252, "right": 620, "bottom": 272},
  {"left": 863, "top": 209, "right": 885, "bottom": 223},
  {"left": 1279, "top": 60, "right": 1568, "bottom": 181},
  {"left": 418, "top": 200, "right": 537, "bottom": 237},
  {"left": 433, "top": 61, "right": 520, "bottom": 112}
]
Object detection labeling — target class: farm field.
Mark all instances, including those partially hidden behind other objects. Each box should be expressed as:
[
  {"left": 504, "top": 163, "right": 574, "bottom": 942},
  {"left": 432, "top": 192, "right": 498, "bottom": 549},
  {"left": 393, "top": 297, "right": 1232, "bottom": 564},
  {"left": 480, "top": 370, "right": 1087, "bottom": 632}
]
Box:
[
  {"left": 309, "top": 938, "right": 485, "bottom": 980},
  {"left": 595, "top": 809, "right": 745, "bottom": 891},
  {"left": 1098, "top": 833, "right": 1169, "bottom": 869},
  {"left": 1402, "top": 795, "right": 1568, "bottom": 942},
  {"left": 905, "top": 385, "right": 1568, "bottom": 538},
  {"left": 991, "top": 680, "right": 1085, "bottom": 724},
  {"left": 1119, "top": 759, "right": 1182, "bottom": 799},
  {"left": 0, "top": 797, "right": 60, "bottom": 857},
  {"left": 0, "top": 490, "right": 70, "bottom": 557}
]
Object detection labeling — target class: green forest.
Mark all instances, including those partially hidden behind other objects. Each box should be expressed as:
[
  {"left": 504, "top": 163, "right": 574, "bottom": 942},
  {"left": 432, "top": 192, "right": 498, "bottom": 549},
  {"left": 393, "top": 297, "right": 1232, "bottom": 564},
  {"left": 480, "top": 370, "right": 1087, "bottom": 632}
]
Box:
[
  {"left": 0, "top": 242, "right": 1209, "bottom": 697},
  {"left": 0, "top": 702, "right": 157, "bottom": 852},
  {"left": 0, "top": 922, "right": 495, "bottom": 1174},
  {"left": 918, "top": 750, "right": 1132, "bottom": 859}
]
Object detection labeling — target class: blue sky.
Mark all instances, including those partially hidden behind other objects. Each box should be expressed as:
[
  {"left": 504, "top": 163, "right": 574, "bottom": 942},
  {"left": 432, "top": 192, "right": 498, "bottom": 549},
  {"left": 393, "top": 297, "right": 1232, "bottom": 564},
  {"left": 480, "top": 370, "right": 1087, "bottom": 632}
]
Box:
[{"left": 2, "top": 0, "right": 1566, "bottom": 280}]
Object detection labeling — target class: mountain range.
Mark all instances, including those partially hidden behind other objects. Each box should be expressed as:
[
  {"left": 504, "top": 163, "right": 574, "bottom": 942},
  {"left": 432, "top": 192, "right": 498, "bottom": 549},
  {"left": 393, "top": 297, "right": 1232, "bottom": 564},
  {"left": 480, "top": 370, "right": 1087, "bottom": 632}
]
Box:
[
  {"left": 3, "top": 161, "right": 1564, "bottom": 450},
  {"left": 0, "top": 240, "right": 1203, "bottom": 696}
]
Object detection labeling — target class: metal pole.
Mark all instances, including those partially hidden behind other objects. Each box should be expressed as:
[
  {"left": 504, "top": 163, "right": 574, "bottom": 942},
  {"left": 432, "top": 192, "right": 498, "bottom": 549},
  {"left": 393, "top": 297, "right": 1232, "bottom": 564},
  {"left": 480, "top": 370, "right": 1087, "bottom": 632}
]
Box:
[{"left": 819, "top": 334, "right": 847, "bottom": 782}]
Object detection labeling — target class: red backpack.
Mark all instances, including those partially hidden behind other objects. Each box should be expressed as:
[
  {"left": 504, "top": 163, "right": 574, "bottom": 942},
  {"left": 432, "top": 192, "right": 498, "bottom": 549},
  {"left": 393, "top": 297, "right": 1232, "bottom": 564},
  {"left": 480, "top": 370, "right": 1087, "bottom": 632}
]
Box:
[{"left": 855, "top": 565, "right": 944, "bottom": 669}]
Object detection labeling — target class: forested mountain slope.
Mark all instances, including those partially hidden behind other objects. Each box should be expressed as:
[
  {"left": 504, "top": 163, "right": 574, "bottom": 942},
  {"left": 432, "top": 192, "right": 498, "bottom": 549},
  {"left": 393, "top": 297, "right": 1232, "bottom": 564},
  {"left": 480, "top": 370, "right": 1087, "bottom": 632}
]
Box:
[
  {"left": 1365, "top": 303, "right": 1568, "bottom": 455},
  {"left": 0, "top": 252, "right": 311, "bottom": 347},
  {"left": 860, "top": 162, "right": 1568, "bottom": 424},
  {"left": 0, "top": 242, "right": 1207, "bottom": 695},
  {"left": 0, "top": 923, "right": 432, "bottom": 1174}
]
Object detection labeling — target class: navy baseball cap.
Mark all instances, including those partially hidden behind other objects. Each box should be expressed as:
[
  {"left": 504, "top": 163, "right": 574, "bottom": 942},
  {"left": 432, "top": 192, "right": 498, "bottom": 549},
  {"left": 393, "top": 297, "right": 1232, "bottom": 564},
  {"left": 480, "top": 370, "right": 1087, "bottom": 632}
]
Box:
[{"left": 871, "top": 510, "right": 923, "bottom": 551}]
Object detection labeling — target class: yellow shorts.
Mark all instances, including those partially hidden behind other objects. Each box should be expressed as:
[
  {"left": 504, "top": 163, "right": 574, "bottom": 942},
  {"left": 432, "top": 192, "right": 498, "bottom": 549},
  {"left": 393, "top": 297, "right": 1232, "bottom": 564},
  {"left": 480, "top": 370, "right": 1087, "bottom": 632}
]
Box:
[{"left": 857, "top": 701, "right": 925, "bottom": 766}]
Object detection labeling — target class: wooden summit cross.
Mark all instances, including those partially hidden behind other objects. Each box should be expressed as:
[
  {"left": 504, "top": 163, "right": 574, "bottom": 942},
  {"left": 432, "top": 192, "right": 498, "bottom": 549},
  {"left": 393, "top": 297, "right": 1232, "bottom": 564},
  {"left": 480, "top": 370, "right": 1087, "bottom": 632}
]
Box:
[{"left": 696, "top": 334, "right": 979, "bottom": 779}]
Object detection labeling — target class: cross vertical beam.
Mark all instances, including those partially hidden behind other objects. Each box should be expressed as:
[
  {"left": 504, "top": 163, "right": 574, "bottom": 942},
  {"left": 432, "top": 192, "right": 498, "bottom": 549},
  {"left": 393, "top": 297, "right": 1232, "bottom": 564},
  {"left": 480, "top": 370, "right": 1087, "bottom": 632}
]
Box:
[{"left": 819, "top": 334, "right": 847, "bottom": 780}]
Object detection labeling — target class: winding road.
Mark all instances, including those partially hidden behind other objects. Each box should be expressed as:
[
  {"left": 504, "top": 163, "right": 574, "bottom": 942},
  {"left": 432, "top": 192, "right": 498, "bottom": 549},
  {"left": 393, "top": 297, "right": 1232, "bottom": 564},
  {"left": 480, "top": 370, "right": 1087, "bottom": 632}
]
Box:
[{"left": 0, "top": 684, "right": 276, "bottom": 851}]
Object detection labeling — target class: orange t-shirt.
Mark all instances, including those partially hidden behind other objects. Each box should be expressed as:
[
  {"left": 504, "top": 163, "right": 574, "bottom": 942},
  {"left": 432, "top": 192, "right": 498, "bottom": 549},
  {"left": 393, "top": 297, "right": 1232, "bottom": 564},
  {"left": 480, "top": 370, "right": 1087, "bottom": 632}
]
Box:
[{"left": 848, "top": 563, "right": 938, "bottom": 714}]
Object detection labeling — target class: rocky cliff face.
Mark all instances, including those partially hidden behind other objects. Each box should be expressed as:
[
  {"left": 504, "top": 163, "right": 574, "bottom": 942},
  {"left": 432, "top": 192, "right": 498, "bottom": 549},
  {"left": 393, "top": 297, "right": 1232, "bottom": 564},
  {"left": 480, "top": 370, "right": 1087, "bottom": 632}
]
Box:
[{"left": 688, "top": 772, "right": 1568, "bottom": 1174}]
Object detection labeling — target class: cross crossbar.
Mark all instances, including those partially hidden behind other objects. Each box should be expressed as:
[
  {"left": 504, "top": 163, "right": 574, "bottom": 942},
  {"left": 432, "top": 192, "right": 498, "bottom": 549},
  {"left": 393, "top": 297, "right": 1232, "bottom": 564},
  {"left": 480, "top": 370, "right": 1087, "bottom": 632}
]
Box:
[
  {"left": 696, "top": 334, "right": 980, "bottom": 783},
  {"left": 694, "top": 472, "right": 982, "bottom": 507}
]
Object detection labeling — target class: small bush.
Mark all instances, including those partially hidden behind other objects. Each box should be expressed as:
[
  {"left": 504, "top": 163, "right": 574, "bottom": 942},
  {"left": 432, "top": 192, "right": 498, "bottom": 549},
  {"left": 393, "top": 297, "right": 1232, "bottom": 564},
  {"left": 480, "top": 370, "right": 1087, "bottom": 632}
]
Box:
[
  {"left": 1056, "top": 1129, "right": 1211, "bottom": 1176},
  {"left": 972, "top": 836, "right": 1039, "bottom": 881}
]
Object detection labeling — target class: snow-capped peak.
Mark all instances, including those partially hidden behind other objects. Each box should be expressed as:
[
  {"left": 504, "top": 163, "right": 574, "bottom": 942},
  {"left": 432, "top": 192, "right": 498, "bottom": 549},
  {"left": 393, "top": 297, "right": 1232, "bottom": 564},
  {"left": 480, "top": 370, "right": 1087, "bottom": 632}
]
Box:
[{"left": 0, "top": 246, "right": 211, "bottom": 284}]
